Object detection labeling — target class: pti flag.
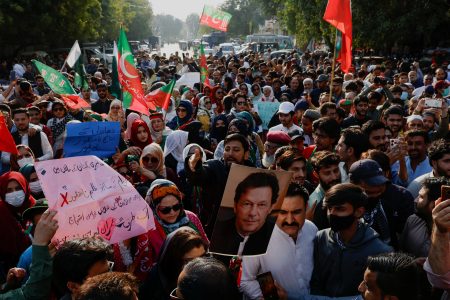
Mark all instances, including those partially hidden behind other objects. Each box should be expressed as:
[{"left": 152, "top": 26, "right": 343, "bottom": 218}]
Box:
[
  {"left": 200, "top": 5, "right": 232, "bottom": 32},
  {"left": 117, "top": 28, "right": 153, "bottom": 114},
  {"left": 145, "top": 79, "right": 176, "bottom": 110},
  {"left": 323, "top": 0, "right": 352, "bottom": 73},
  {"left": 199, "top": 43, "right": 211, "bottom": 87},
  {"left": 0, "top": 113, "right": 18, "bottom": 155},
  {"left": 65, "top": 40, "right": 82, "bottom": 68}
]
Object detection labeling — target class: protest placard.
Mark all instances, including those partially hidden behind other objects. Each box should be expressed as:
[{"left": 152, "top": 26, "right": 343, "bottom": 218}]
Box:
[
  {"left": 255, "top": 101, "right": 280, "bottom": 130},
  {"left": 35, "top": 155, "right": 155, "bottom": 245},
  {"left": 64, "top": 121, "right": 120, "bottom": 158}
]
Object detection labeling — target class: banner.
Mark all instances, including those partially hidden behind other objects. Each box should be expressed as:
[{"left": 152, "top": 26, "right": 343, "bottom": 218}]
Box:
[
  {"left": 200, "top": 5, "right": 232, "bottom": 32},
  {"left": 63, "top": 122, "right": 120, "bottom": 158},
  {"left": 32, "top": 60, "right": 76, "bottom": 95},
  {"left": 35, "top": 156, "right": 155, "bottom": 245},
  {"left": 255, "top": 101, "right": 280, "bottom": 130}
]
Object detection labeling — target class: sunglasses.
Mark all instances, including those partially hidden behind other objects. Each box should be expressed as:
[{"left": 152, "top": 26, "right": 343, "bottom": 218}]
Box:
[
  {"left": 158, "top": 203, "right": 182, "bottom": 214},
  {"left": 176, "top": 108, "right": 187, "bottom": 113},
  {"left": 142, "top": 156, "right": 159, "bottom": 164},
  {"left": 52, "top": 107, "right": 64, "bottom": 112}
]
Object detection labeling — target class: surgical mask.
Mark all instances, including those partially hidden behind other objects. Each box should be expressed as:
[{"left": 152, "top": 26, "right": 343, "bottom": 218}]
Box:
[
  {"left": 443, "top": 87, "right": 450, "bottom": 97},
  {"left": 17, "top": 157, "right": 34, "bottom": 168},
  {"left": 328, "top": 213, "right": 355, "bottom": 231},
  {"left": 29, "top": 181, "right": 42, "bottom": 194},
  {"left": 400, "top": 91, "right": 408, "bottom": 100},
  {"left": 5, "top": 190, "right": 26, "bottom": 207}
]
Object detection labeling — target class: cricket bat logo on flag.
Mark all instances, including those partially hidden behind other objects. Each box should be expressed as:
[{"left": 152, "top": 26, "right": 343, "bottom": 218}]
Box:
[{"left": 200, "top": 5, "right": 232, "bottom": 32}]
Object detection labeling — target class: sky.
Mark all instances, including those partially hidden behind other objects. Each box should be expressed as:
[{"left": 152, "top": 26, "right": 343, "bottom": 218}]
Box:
[{"left": 148, "top": 0, "right": 225, "bottom": 21}]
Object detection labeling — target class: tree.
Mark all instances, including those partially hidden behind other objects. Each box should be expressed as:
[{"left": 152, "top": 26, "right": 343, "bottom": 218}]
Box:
[
  {"left": 256, "top": 0, "right": 450, "bottom": 52},
  {"left": 185, "top": 13, "right": 200, "bottom": 39},
  {"left": 126, "top": 0, "right": 153, "bottom": 40},
  {"left": 219, "top": 0, "right": 266, "bottom": 37},
  {"left": 153, "top": 14, "right": 184, "bottom": 42}
]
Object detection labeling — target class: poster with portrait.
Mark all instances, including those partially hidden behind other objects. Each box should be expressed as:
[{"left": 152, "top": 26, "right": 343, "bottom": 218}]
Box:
[{"left": 210, "top": 164, "right": 292, "bottom": 256}]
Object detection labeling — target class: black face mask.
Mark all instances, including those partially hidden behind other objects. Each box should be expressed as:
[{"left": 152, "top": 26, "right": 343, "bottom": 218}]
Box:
[{"left": 328, "top": 213, "right": 355, "bottom": 232}]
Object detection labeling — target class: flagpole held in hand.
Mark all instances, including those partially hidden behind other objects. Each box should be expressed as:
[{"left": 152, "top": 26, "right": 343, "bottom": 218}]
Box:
[{"left": 329, "top": 28, "right": 338, "bottom": 103}]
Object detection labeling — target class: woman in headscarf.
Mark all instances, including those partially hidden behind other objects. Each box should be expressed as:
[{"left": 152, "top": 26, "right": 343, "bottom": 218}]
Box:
[
  {"left": 9, "top": 144, "right": 35, "bottom": 171},
  {"left": 139, "top": 227, "right": 208, "bottom": 300},
  {"left": 196, "top": 96, "right": 215, "bottom": 133},
  {"left": 167, "top": 100, "right": 193, "bottom": 130},
  {"left": 128, "top": 119, "right": 152, "bottom": 150},
  {"left": 208, "top": 114, "right": 228, "bottom": 152},
  {"left": 46, "top": 100, "right": 73, "bottom": 158},
  {"left": 239, "top": 83, "right": 250, "bottom": 97},
  {"left": 19, "top": 163, "right": 44, "bottom": 200},
  {"left": 149, "top": 112, "right": 172, "bottom": 150},
  {"left": 223, "top": 76, "right": 234, "bottom": 94},
  {"left": 106, "top": 99, "right": 125, "bottom": 127},
  {"left": 210, "top": 86, "right": 225, "bottom": 114},
  {"left": 250, "top": 83, "right": 263, "bottom": 102},
  {"left": 0, "top": 171, "right": 35, "bottom": 273},
  {"left": 261, "top": 85, "right": 277, "bottom": 102},
  {"left": 179, "top": 144, "right": 207, "bottom": 214},
  {"left": 163, "top": 130, "right": 189, "bottom": 174},
  {"left": 125, "top": 112, "right": 141, "bottom": 141},
  {"left": 237, "top": 111, "right": 264, "bottom": 165}
]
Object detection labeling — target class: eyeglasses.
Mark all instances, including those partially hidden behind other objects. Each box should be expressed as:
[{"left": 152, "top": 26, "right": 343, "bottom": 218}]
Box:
[
  {"left": 142, "top": 156, "right": 159, "bottom": 164},
  {"left": 176, "top": 108, "right": 187, "bottom": 113},
  {"left": 52, "top": 107, "right": 64, "bottom": 112},
  {"left": 170, "top": 287, "right": 183, "bottom": 300},
  {"left": 158, "top": 203, "right": 182, "bottom": 214},
  {"left": 237, "top": 101, "right": 246, "bottom": 105},
  {"left": 108, "top": 260, "right": 114, "bottom": 272}
]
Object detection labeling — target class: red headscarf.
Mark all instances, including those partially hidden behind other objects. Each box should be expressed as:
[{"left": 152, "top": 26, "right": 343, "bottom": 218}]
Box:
[
  {"left": 130, "top": 119, "right": 153, "bottom": 150},
  {"left": 210, "top": 85, "right": 224, "bottom": 114},
  {"left": 0, "top": 171, "right": 36, "bottom": 215}
]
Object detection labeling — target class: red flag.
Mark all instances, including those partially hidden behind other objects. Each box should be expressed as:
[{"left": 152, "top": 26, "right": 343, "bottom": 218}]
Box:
[
  {"left": 323, "top": 0, "right": 352, "bottom": 73},
  {"left": 200, "top": 5, "right": 232, "bottom": 32},
  {"left": 145, "top": 79, "right": 176, "bottom": 110},
  {"left": 60, "top": 95, "right": 90, "bottom": 110},
  {"left": 0, "top": 114, "right": 18, "bottom": 155},
  {"left": 199, "top": 44, "right": 211, "bottom": 88}
]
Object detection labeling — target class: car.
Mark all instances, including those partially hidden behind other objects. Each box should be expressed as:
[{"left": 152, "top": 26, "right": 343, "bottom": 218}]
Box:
[
  {"left": 219, "top": 43, "right": 235, "bottom": 56},
  {"left": 270, "top": 49, "right": 299, "bottom": 59}
]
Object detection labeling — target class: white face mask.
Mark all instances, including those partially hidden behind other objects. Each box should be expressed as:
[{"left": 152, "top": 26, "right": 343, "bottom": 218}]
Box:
[
  {"left": 17, "top": 157, "right": 34, "bottom": 168},
  {"left": 29, "top": 181, "right": 42, "bottom": 194},
  {"left": 5, "top": 190, "right": 26, "bottom": 207}
]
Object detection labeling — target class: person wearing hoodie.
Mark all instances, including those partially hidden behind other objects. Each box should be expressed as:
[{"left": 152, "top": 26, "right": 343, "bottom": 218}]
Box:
[{"left": 310, "top": 183, "right": 392, "bottom": 297}]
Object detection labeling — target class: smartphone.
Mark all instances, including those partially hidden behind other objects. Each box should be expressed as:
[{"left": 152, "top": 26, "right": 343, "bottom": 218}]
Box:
[
  {"left": 442, "top": 185, "right": 450, "bottom": 201},
  {"left": 424, "top": 98, "right": 442, "bottom": 108},
  {"left": 390, "top": 139, "right": 399, "bottom": 149},
  {"left": 256, "top": 272, "right": 279, "bottom": 300}
]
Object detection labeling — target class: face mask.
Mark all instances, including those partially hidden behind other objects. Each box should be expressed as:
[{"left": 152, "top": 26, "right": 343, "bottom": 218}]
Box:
[
  {"left": 328, "top": 213, "right": 355, "bottom": 231},
  {"left": 29, "top": 181, "right": 42, "bottom": 194},
  {"left": 443, "top": 87, "right": 450, "bottom": 97},
  {"left": 17, "top": 157, "right": 34, "bottom": 168},
  {"left": 5, "top": 190, "right": 26, "bottom": 207},
  {"left": 400, "top": 91, "right": 408, "bottom": 100}
]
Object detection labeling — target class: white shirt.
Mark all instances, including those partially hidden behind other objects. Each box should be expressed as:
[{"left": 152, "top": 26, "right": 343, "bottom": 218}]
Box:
[
  {"left": 3, "top": 131, "right": 53, "bottom": 162},
  {"left": 269, "top": 123, "right": 303, "bottom": 135},
  {"left": 240, "top": 221, "right": 318, "bottom": 300}
]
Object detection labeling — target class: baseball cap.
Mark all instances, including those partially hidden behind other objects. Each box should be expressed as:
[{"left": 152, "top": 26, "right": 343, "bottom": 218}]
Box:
[
  {"left": 278, "top": 102, "right": 295, "bottom": 114},
  {"left": 349, "top": 159, "right": 389, "bottom": 186},
  {"left": 288, "top": 130, "right": 304, "bottom": 141},
  {"left": 22, "top": 198, "right": 49, "bottom": 222},
  {"left": 316, "top": 74, "right": 329, "bottom": 82}
]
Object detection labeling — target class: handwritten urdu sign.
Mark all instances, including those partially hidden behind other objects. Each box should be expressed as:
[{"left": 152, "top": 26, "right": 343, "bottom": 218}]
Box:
[
  {"left": 35, "top": 156, "right": 155, "bottom": 245},
  {"left": 64, "top": 121, "right": 120, "bottom": 158}
]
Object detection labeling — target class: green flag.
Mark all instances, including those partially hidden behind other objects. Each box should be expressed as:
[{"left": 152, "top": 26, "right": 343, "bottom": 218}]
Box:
[
  {"left": 109, "top": 41, "right": 122, "bottom": 100},
  {"left": 32, "top": 60, "right": 75, "bottom": 95},
  {"left": 74, "top": 56, "right": 89, "bottom": 91}
]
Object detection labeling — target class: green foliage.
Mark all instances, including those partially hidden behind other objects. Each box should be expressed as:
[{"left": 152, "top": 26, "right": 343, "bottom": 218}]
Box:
[
  {"left": 255, "top": 0, "right": 450, "bottom": 51},
  {"left": 219, "top": 0, "right": 266, "bottom": 37},
  {"left": 153, "top": 14, "right": 184, "bottom": 42},
  {"left": 0, "top": 0, "right": 153, "bottom": 54}
]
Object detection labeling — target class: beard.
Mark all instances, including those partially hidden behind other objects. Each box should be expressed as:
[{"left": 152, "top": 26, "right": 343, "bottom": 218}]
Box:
[
  {"left": 262, "top": 153, "right": 275, "bottom": 168},
  {"left": 320, "top": 178, "right": 341, "bottom": 191}
]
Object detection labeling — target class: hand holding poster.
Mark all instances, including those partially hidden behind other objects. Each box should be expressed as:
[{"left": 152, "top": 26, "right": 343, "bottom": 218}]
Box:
[
  {"left": 255, "top": 101, "right": 280, "bottom": 130},
  {"left": 35, "top": 156, "right": 155, "bottom": 245},
  {"left": 210, "top": 164, "right": 292, "bottom": 256},
  {"left": 63, "top": 122, "right": 120, "bottom": 158}
]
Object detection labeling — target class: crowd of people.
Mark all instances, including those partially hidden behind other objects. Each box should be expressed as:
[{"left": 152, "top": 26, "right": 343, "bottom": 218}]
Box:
[{"left": 0, "top": 47, "right": 449, "bottom": 300}]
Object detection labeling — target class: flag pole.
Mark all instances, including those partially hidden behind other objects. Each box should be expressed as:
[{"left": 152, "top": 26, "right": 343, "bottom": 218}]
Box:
[{"left": 329, "top": 28, "right": 338, "bottom": 102}]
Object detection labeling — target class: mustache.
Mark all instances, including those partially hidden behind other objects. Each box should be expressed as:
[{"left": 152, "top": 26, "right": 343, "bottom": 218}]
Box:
[{"left": 282, "top": 221, "right": 299, "bottom": 228}]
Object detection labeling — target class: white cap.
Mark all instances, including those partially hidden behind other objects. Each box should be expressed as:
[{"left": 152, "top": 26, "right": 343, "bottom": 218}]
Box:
[
  {"left": 406, "top": 115, "right": 423, "bottom": 123},
  {"left": 278, "top": 102, "right": 295, "bottom": 114}
]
